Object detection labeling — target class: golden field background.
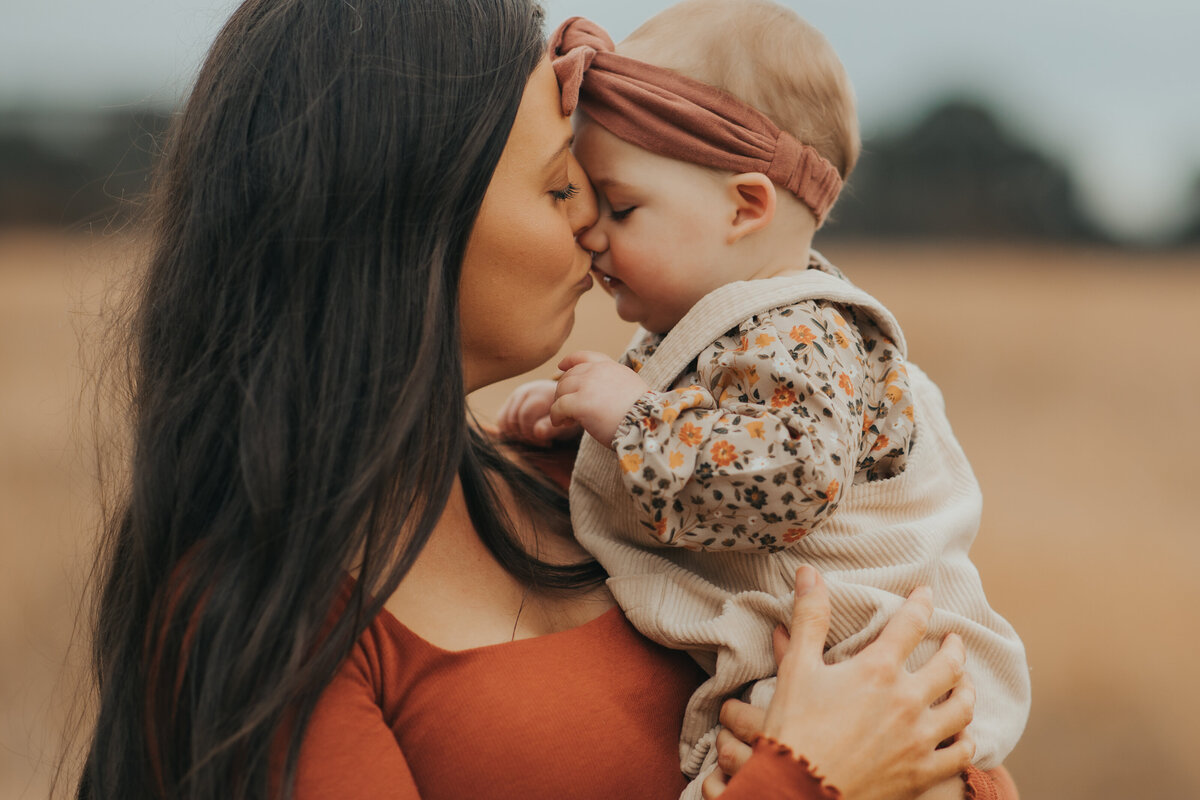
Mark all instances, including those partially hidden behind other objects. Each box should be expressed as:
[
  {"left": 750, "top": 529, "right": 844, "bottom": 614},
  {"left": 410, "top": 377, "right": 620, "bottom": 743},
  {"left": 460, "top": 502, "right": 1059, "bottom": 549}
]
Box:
[{"left": 2, "top": 231, "right": 1198, "bottom": 798}]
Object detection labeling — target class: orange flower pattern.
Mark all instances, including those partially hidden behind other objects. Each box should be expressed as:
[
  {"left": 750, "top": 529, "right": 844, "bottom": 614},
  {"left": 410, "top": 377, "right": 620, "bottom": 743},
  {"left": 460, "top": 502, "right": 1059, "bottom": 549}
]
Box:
[
  {"left": 619, "top": 453, "right": 643, "bottom": 474},
  {"left": 770, "top": 387, "right": 797, "bottom": 408},
  {"left": 678, "top": 422, "right": 703, "bottom": 447},
  {"left": 789, "top": 325, "right": 816, "bottom": 345},
  {"left": 612, "top": 259, "right": 915, "bottom": 551},
  {"left": 710, "top": 440, "right": 738, "bottom": 466}
]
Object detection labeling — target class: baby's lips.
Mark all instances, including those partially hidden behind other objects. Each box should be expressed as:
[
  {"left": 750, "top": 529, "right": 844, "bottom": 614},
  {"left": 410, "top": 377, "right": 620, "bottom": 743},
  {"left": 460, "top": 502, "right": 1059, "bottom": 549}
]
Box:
[{"left": 590, "top": 266, "right": 620, "bottom": 292}]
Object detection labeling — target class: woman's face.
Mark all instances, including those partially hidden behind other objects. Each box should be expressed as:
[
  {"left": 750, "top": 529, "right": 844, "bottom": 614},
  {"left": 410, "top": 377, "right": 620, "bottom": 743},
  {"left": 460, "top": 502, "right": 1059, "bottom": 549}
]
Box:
[{"left": 459, "top": 58, "right": 598, "bottom": 393}]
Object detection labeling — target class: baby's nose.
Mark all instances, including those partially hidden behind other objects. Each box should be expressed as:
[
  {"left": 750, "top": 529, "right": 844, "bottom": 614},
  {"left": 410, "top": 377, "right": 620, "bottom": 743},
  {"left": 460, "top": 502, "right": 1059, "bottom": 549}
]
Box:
[{"left": 577, "top": 217, "right": 608, "bottom": 255}]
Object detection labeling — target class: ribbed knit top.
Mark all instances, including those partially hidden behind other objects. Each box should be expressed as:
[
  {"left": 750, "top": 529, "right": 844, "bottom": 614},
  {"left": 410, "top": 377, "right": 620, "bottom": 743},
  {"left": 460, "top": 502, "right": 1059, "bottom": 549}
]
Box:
[{"left": 570, "top": 263, "right": 1030, "bottom": 774}]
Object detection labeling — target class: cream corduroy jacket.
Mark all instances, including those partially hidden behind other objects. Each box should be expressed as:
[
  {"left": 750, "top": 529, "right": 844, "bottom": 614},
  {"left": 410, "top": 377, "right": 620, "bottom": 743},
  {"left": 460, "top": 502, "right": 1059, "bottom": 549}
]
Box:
[{"left": 570, "top": 264, "right": 1030, "bottom": 794}]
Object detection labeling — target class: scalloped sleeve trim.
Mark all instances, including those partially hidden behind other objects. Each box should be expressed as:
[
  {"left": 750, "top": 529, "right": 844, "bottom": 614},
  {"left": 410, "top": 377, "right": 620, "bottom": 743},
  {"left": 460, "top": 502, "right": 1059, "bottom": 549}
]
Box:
[
  {"left": 721, "top": 736, "right": 842, "bottom": 799},
  {"left": 964, "top": 764, "right": 1015, "bottom": 800}
]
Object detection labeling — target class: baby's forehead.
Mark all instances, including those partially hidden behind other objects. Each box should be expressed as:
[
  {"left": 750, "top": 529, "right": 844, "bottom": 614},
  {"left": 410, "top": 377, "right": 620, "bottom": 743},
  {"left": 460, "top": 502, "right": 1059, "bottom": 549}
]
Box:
[
  {"left": 572, "top": 117, "right": 675, "bottom": 168},
  {"left": 573, "top": 119, "right": 730, "bottom": 199},
  {"left": 571, "top": 117, "right": 641, "bottom": 171}
]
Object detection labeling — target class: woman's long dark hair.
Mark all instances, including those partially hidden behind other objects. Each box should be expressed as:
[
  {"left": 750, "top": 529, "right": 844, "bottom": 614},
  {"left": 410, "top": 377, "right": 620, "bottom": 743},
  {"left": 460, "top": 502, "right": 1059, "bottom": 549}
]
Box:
[{"left": 79, "top": 1, "right": 602, "bottom": 798}]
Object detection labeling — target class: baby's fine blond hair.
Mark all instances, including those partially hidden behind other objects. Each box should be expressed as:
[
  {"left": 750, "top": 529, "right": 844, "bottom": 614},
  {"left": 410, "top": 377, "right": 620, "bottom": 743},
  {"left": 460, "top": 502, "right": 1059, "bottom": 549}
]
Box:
[{"left": 620, "top": 0, "right": 860, "bottom": 178}]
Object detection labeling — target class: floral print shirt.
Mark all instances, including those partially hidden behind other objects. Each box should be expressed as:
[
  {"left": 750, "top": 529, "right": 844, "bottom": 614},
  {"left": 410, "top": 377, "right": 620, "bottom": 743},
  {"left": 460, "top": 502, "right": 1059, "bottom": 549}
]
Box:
[{"left": 613, "top": 264, "right": 915, "bottom": 553}]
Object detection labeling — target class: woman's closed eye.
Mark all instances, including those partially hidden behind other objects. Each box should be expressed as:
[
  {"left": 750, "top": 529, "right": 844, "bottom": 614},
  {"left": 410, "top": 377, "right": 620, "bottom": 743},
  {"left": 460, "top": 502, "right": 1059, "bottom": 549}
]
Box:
[{"left": 551, "top": 182, "right": 580, "bottom": 201}]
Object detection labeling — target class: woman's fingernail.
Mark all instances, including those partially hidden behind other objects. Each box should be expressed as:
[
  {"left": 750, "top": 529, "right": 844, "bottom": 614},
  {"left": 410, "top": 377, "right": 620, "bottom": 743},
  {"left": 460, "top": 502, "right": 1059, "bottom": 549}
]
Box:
[{"left": 795, "top": 566, "right": 816, "bottom": 593}]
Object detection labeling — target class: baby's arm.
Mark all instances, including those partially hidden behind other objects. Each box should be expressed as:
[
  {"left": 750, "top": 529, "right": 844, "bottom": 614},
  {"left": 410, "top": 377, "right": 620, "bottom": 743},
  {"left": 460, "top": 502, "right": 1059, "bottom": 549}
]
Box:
[{"left": 565, "top": 305, "right": 877, "bottom": 551}]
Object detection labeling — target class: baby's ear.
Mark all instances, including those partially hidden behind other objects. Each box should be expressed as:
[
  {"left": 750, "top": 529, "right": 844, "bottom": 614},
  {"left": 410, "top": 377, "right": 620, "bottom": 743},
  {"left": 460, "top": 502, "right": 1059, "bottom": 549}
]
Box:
[{"left": 726, "top": 173, "right": 776, "bottom": 244}]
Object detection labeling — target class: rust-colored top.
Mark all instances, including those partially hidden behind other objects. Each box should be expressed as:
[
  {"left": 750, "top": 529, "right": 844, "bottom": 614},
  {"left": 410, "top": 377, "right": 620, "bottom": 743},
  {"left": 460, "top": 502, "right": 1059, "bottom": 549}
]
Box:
[
  {"left": 289, "top": 578, "right": 1010, "bottom": 799},
  {"left": 291, "top": 581, "right": 841, "bottom": 799}
]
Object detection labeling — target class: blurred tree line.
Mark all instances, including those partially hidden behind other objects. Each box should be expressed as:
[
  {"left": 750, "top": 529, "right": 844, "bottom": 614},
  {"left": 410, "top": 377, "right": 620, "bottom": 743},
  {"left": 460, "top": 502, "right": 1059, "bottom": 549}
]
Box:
[
  {"left": 1, "top": 98, "right": 1199, "bottom": 246},
  {"left": 0, "top": 106, "right": 170, "bottom": 229}
]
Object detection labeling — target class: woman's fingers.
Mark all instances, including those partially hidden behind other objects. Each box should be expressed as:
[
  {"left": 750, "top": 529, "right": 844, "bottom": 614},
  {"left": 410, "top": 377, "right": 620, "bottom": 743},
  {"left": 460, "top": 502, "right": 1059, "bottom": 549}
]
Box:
[
  {"left": 929, "top": 675, "right": 975, "bottom": 744},
  {"left": 701, "top": 768, "right": 728, "bottom": 799},
  {"left": 866, "top": 585, "right": 933, "bottom": 665},
  {"left": 771, "top": 624, "right": 790, "bottom": 664},
  {"left": 927, "top": 733, "right": 976, "bottom": 779},
  {"left": 714, "top": 727, "right": 753, "bottom": 777},
  {"left": 916, "top": 633, "right": 966, "bottom": 705},
  {"left": 718, "top": 699, "right": 765, "bottom": 744},
  {"left": 785, "top": 565, "right": 831, "bottom": 662}
]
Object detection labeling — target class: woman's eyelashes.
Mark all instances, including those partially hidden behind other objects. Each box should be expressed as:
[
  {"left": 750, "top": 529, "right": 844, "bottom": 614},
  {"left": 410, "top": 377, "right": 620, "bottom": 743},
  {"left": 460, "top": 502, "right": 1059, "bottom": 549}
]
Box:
[{"left": 551, "top": 182, "right": 580, "bottom": 201}]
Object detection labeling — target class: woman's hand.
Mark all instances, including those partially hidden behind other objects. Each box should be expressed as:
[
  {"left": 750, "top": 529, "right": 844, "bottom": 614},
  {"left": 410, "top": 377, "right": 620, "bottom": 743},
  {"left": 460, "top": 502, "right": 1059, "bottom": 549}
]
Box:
[{"left": 703, "top": 566, "right": 976, "bottom": 800}]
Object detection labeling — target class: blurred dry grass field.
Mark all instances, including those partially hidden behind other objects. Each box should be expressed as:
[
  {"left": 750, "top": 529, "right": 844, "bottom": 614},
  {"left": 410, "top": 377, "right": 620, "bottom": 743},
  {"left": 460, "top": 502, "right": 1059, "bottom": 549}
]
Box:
[{"left": 2, "top": 230, "right": 1198, "bottom": 798}]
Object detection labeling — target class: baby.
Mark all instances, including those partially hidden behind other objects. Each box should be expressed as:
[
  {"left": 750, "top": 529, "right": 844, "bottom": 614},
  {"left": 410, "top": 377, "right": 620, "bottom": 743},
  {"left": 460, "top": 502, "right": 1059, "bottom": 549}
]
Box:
[{"left": 499, "top": 2, "right": 1029, "bottom": 796}]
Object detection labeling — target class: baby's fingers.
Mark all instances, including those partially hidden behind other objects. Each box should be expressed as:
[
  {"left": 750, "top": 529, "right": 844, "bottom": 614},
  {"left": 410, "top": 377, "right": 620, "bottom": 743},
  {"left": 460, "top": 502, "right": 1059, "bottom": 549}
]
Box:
[
  {"left": 558, "top": 350, "right": 615, "bottom": 372},
  {"left": 497, "top": 390, "right": 527, "bottom": 436},
  {"left": 553, "top": 367, "right": 593, "bottom": 399},
  {"left": 532, "top": 417, "right": 581, "bottom": 442},
  {"left": 549, "top": 393, "right": 582, "bottom": 428},
  {"left": 517, "top": 397, "right": 551, "bottom": 443}
]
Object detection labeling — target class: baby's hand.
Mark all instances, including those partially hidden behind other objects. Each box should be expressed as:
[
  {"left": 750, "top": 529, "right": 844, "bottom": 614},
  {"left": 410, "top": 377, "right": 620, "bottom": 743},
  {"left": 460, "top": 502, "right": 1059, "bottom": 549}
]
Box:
[
  {"left": 552, "top": 351, "right": 649, "bottom": 448},
  {"left": 497, "top": 379, "right": 582, "bottom": 446}
]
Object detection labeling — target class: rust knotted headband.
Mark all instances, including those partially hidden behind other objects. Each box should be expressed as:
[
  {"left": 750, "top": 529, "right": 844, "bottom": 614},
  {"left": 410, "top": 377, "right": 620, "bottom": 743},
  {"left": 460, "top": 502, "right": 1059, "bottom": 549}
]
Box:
[{"left": 549, "top": 16, "right": 843, "bottom": 224}]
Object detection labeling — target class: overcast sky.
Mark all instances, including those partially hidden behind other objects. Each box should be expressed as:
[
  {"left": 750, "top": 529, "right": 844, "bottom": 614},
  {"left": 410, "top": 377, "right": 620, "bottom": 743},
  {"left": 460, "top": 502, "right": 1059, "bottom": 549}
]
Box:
[{"left": 3, "top": 0, "right": 1198, "bottom": 240}]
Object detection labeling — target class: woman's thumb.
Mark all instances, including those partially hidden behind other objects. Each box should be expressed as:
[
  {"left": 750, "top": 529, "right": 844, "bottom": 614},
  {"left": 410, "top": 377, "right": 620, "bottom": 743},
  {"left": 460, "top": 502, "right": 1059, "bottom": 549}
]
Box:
[{"left": 786, "top": 566, "right": 831, "bottom": 661}]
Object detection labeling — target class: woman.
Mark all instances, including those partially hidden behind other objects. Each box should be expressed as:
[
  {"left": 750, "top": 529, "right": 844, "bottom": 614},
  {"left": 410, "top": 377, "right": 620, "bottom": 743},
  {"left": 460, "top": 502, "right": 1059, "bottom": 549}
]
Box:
[{"left": 77, "top": 1, "right": 986, "bottom": 798}]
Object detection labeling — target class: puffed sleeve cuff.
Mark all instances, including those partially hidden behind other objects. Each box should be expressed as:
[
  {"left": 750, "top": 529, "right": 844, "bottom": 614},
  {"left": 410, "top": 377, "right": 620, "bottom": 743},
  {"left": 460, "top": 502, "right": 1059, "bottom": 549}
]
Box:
[
  {"left": 722, "top": 737, "right": 842, "bottom": 799},
  {"left": 611, "top": 390, "right": 665, "bottom": 449}
]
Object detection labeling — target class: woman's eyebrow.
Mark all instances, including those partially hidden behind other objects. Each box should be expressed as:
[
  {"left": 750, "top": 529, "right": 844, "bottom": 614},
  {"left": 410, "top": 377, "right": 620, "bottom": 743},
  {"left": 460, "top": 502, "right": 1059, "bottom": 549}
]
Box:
[{"left": 542, "top": 134, "right": 574, "bottom": 172}]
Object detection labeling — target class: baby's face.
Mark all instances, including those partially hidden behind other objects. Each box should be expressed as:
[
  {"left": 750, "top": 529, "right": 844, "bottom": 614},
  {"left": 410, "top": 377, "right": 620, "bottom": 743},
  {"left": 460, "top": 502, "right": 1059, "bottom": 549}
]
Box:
[{"left": 573, "top": 118, "right": 735, "bottom": 334}]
